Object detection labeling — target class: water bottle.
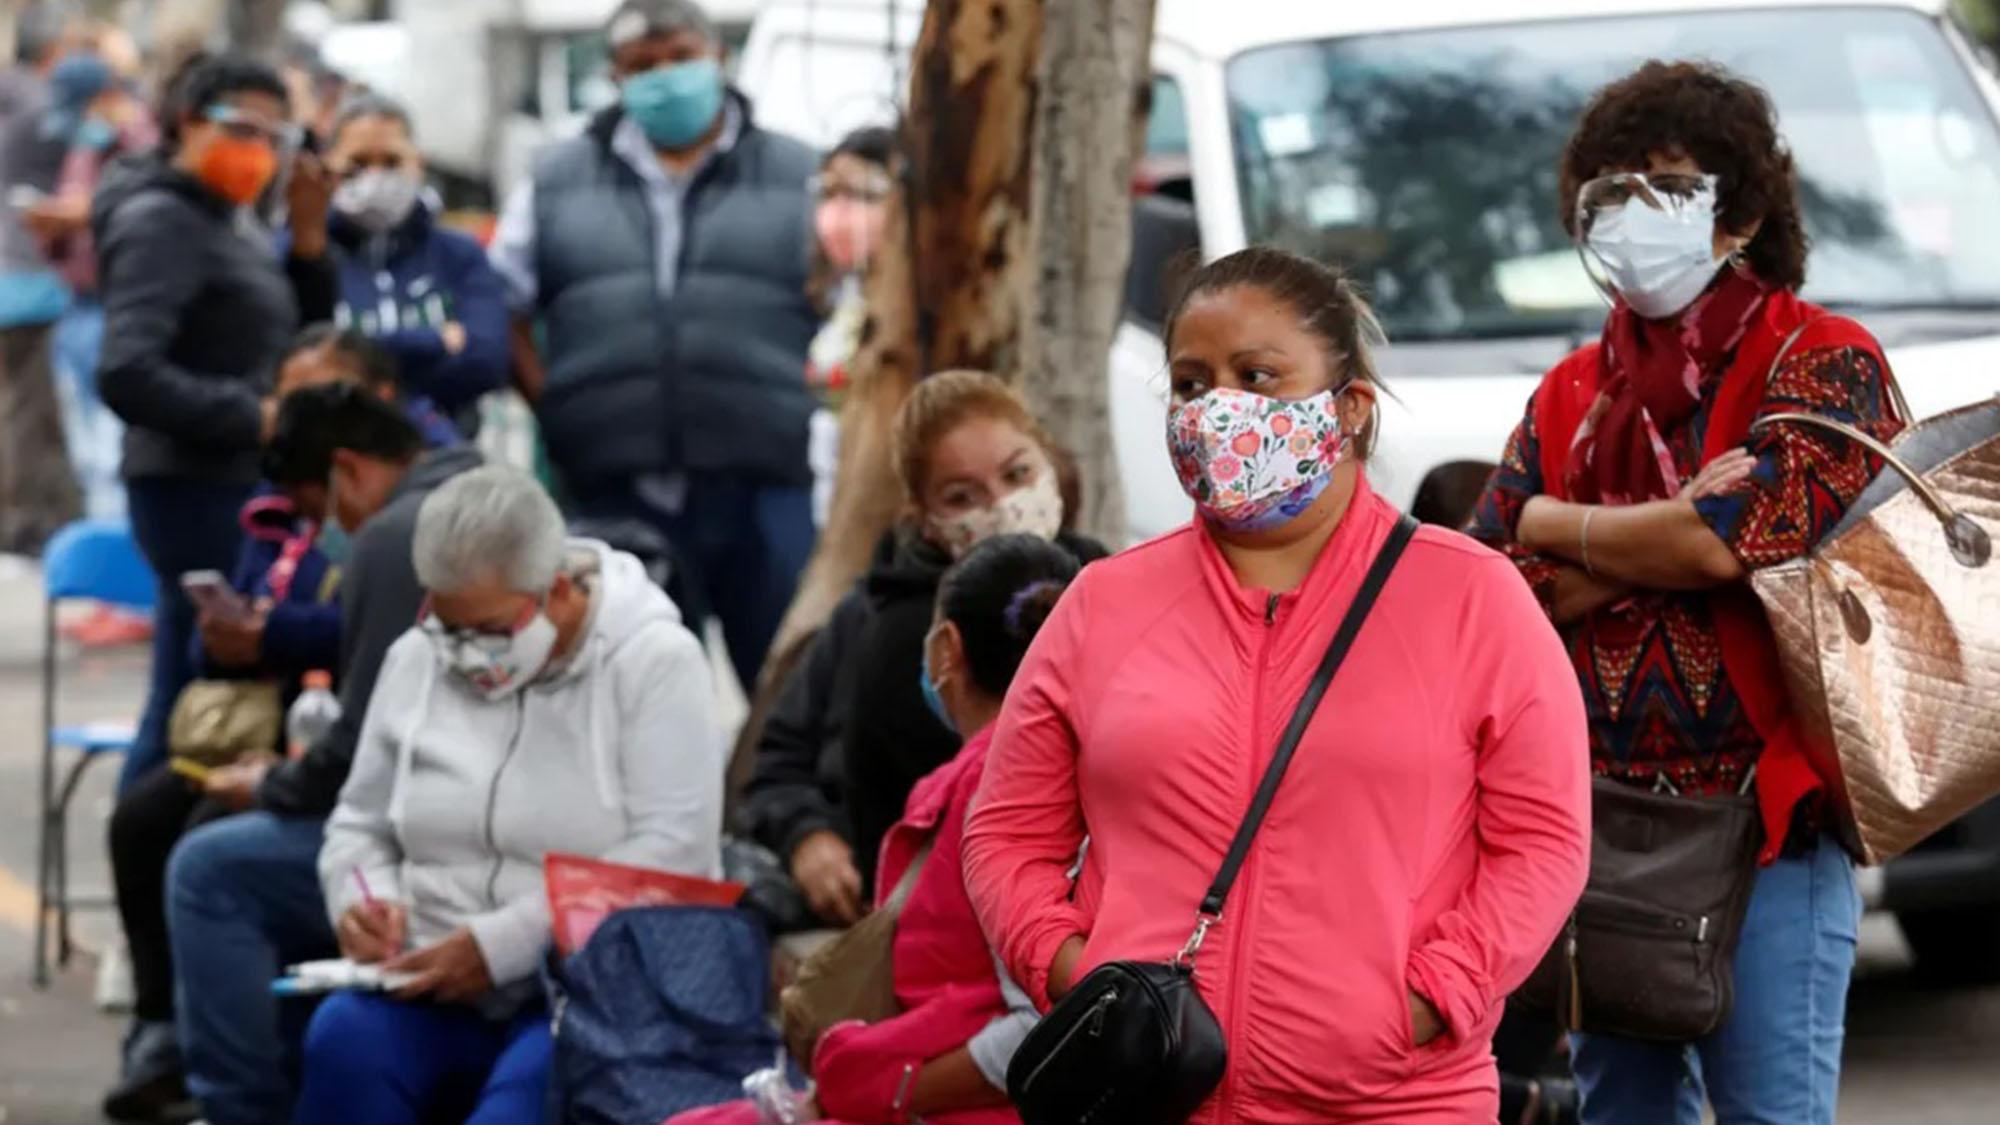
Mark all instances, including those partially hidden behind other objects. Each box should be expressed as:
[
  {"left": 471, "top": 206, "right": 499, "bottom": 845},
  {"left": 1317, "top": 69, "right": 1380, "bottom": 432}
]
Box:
[{"left": 286, "top": 670, "right": 341, "bottom": 760}]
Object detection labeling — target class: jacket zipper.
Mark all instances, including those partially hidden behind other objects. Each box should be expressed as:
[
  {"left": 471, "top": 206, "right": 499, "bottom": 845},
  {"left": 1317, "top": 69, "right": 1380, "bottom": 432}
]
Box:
[
  {"left": 483, "top": 693, "right": 528, "bottom": 908},
  {"left": 1220, "top": 592, "right": 1282, "bottom": 1120}
]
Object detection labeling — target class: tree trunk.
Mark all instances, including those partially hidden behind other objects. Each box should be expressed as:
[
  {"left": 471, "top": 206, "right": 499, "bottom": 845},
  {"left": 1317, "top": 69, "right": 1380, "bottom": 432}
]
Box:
[
  {"left": 727, "top": 0, "right": 1045, "bottom": 803},
  {"left": 1018, "top": 0, "right": 1157, "bottom": 545}
]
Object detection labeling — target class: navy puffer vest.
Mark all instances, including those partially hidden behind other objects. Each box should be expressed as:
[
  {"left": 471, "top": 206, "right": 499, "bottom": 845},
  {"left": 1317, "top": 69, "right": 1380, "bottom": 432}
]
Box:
[{"left": 530, "top": 98, "right": 818, "bottom": 489}]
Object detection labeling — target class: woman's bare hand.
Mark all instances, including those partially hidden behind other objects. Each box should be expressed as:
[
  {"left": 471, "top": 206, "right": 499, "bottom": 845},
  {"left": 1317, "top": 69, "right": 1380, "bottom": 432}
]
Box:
[{"left": 1680, "top": 447, "right": 1758, "bottom": 501}]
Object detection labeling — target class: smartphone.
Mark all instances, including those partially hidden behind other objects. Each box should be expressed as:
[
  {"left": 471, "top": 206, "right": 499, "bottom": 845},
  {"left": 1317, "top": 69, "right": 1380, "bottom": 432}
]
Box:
[{"left": 180, "top": 570, "right": 250, "bottom": 621}]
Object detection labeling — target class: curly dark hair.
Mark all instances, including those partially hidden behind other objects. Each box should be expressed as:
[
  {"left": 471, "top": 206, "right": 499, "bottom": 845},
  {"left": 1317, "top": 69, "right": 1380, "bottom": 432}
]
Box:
[{"left": 1559, "top": 60, "right": 1807, "bottom": 291}]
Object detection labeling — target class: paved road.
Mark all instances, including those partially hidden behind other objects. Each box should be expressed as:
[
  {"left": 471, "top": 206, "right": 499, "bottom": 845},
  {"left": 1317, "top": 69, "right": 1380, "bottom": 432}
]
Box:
[{"left": 0, "top": 559, "right": 1996, "bottom": 1124}]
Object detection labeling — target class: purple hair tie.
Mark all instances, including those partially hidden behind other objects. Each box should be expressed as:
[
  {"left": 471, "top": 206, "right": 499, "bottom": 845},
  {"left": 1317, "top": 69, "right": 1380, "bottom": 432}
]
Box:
[{"left": 1003, "top": 579, "right": 1066, "bottom": 638}]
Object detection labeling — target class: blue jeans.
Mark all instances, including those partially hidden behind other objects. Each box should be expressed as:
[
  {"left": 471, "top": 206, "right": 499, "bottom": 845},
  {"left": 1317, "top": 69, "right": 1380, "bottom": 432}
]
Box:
[
  {"left": 576, "top": 473, "right": 814, "bottom": 692},
  {"left": 125, "top": 476, "right": 252, "bottom": 789},
  {"left": 293, "top": 994, "right": 552, "bottom": 1125},
  {"left": 168, "top": 812, "right": 335, "bottom": 1125},
  {"left": 1571, "top": 837, "right": 1861, "bottom": 1125}
]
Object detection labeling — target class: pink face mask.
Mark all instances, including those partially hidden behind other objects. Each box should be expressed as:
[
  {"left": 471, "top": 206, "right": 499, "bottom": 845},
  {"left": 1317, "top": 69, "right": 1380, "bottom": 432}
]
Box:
[
  {"left": 816, "top": 197, "right": 884, "bottom": 273},
  {"left": 1166, "top": 386, "right": 1351, "bottom": 532}
]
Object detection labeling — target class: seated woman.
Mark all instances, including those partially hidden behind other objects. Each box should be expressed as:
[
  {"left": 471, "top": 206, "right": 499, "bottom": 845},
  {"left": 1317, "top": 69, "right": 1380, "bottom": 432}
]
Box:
[
  {"left": 297, "top": 465, "right": 724, "bottom": 1125},
  {"left": 675, "top": 532, "right": 1083, "bottom": 1125},
  {"left": 742, "top": 371, "right": 1106, "bottom": 930}
]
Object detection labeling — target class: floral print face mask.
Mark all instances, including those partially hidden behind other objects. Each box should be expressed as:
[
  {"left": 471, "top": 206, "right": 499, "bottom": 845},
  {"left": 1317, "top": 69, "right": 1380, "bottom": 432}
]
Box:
[
  {"left": 1167, "top": 386, "right": 1351, "bottom": 532},
  {"left": 927, "top": 470, "right": 1065, "bottom": 559}
]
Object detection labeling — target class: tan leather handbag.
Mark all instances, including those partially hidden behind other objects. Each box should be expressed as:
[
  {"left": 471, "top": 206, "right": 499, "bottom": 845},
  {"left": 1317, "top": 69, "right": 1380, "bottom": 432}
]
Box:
[
  {"left": 167, "top": 680, "right": 284, "bottom": 769},
  {"left": 776, "top": 838, "right": 932, "bottom": 1065},
  {"left": 1750, "top": 361, "right": 2000, "bottom": 864}
]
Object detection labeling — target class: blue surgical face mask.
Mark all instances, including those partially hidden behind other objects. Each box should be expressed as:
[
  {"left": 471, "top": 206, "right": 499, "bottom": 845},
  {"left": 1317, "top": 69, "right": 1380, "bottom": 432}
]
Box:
[
  {"left": 621, "top": 58, "right": 724, "bottom": 149},
  {"left": 919, "top": 633, "right": 954, "bottom": 734},
  {"left": 315, "top": 519, "right": 351, "bottom": 567},
  {"left": 75, "top": 116, "right": 117, "bottom": 152}
]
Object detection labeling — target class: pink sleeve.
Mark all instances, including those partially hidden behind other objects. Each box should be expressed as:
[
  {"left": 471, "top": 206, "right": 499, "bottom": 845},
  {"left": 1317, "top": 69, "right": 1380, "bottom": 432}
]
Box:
[
  {"left": 961, "top": 574, "right": 1094, "bottom": 1010},
  {"left": 1405, "top": 555, "right": 1590, "bottom": 1042}
]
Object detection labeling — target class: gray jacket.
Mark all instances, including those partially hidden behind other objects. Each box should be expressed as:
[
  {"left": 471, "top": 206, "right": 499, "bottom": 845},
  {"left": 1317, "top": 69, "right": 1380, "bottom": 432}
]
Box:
[
  {"left": 529, "top": 98, "right": 819, "bottom": 489},
  {"left": 258, "top": 445, "right": 485, "bottom": 817}
]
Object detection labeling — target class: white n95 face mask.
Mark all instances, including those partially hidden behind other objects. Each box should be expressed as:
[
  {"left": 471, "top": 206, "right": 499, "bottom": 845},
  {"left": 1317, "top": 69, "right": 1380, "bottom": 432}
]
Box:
[
  {"left": 332, "top": 169, "right": 422, "bottom": 234},
  {"left": 423, "top": 604, "right": 558, "bottom": 701},
  {"left": 1579, "top": 175, "right": 1728, "bottom": 320}
]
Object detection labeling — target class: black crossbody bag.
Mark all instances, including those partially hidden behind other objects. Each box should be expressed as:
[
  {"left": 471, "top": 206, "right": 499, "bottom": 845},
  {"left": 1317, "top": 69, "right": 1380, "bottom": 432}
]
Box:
[{"left": 1006, "top": 514, "right": 1419, "bottom": 1125}]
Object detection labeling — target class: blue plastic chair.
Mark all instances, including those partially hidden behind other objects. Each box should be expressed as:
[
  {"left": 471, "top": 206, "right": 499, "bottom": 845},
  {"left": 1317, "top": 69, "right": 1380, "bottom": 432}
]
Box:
[{"left": 36, "top": 520, "right": 155, "bottom": 988}]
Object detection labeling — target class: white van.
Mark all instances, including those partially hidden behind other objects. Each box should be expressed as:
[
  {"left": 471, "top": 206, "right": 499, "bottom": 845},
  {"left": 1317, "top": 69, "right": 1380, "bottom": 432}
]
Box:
[
  {"left": 740, "top": 0, "right": 2000, "bottom": 540},
  {"left": 740, "top": 0, "right": 2000, "bottom": 981}
]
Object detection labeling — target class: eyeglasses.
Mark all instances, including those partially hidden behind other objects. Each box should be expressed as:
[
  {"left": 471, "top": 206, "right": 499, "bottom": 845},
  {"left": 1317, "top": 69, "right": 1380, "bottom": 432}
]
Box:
[
  {"left": 204, "top": 105, "right": 300, "bottom": 150},
  {"left": 1575, "top": 171, "right": 1718, "bottom": 228},
  {"left": 417, "top": 595, "right": 541, "bottom": 652}
]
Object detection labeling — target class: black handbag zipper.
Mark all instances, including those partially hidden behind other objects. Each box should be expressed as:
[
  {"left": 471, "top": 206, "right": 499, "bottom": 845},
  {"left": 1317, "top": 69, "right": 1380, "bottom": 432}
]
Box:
[
  {"left": 1580, "top": 896, "right": 1706, "bottom": 941},
  {"left": 1021, "top": 987, "right": 1119, "bottom": 1094}
]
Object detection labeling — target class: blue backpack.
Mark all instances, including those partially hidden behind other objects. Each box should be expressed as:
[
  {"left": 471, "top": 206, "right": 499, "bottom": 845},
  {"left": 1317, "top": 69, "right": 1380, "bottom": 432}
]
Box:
[{"left": 546, "top": 906, "right": 779, "bottom": 1124}]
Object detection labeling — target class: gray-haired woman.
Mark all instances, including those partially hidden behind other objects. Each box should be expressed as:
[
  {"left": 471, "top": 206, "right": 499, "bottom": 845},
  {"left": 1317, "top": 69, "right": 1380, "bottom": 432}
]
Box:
[{"left": 300, "top": 465, "right": 724, "bottom": 1125}]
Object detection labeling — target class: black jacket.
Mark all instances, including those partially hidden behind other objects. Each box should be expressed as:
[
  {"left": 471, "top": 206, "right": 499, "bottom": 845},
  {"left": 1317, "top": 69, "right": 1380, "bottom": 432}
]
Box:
[
  {"left": 256, "top": 444, "right": 484, "bottom": 817},
  {"left": 740, "top": 526, "right": 1107, "bottom": 895},
  {"left": 92, "top": 154, "right": 322, "bottom": 483}
]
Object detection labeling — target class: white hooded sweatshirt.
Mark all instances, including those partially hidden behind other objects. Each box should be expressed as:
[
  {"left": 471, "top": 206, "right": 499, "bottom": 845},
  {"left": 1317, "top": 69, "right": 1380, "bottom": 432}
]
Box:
[{"left": 318, "top": 540, "right": 723, "bottom": 992}]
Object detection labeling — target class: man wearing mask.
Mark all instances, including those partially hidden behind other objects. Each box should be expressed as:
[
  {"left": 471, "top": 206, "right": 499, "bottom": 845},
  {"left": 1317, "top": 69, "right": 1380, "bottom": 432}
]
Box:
[
  {"left": 489, "top": 0, "right": 820, "bottom": 694},
  {"left": 163, "top": 384, "right": 482, "bottom": 1125},
  {"left": 323, "top": 93, "right": 507, "bottom": 432}
]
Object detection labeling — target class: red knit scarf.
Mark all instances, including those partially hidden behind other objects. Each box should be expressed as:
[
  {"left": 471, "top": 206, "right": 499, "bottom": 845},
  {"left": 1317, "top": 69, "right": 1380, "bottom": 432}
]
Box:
[{"left": 1564, "top": 270, "right": 1771, "bottom": 505}]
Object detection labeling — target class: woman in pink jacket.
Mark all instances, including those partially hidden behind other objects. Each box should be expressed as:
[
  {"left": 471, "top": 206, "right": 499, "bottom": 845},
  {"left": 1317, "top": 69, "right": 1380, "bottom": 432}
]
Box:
[
  {"left": 962, "top": 247, "right": 1592, "bottom": 1123},
  {"left": 670, "top": 533, "right": 1084, "bottom": 1125}
]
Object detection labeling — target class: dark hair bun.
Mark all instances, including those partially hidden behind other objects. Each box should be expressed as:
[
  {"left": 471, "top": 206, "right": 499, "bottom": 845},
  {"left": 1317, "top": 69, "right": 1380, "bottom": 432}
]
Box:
[
  {"left": 938, "top": 535, "right": 1082, "bottom": 699},
  {"left": 1003, "top": 579, "right": 1066, "bottom": 641}
]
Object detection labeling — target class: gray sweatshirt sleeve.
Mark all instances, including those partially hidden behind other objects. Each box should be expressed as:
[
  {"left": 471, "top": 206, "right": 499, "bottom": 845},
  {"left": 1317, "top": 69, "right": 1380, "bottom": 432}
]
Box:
[
  {"left": 318, "top": 636, "right": 420, "bottom": 924},
  {"left": 967, "top": 950, "right": 1041, "bottom": 1090}
]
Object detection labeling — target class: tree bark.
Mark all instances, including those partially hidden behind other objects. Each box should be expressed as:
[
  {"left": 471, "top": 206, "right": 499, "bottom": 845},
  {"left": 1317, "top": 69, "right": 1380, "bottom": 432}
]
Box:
[
  {"left": 728, "top": 0, "right": 1045, "bottom": 802},
  {"left": 1018, "top": 0, "right": 1157, "bottom": 545}
]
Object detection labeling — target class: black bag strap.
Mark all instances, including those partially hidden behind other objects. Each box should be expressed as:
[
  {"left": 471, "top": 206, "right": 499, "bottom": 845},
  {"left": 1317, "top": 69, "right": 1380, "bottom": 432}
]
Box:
[{"left": 1177, "top": 513, "right": 1419, "bottom": 966}]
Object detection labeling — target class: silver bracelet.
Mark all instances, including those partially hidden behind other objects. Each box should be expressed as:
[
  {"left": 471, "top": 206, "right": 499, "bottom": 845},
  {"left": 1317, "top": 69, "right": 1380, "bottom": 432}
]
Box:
[
  {"left": 1579, "top": 507, "right": 1598, "bottom": 577},
  {"left": 891, "top": 1061, "right": 917, "bottom": 1119}
]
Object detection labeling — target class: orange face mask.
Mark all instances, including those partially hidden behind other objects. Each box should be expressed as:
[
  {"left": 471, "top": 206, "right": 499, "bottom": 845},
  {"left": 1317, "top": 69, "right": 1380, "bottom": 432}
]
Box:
[{"left": 195, "top": 136, "right": 278, "bottom": 206}]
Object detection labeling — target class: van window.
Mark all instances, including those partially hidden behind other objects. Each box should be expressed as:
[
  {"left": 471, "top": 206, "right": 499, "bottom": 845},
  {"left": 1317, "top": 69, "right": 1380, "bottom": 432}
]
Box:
[
  {"left": 1227, "top": 7, "right": 2000, "bottom": 343},
  {"left": 1148, "top": 75, "right": 1189, "bottom": 159}
]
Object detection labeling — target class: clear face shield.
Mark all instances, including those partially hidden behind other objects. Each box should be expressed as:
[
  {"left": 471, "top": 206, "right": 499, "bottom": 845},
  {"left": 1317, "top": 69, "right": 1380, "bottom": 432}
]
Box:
[{"left": 1572, "top": 171, "right": 1726, "bottom": 318}]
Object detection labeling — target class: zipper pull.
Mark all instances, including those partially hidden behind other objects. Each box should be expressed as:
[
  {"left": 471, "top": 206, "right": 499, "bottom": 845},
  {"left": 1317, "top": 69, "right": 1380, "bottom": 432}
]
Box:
[
  {"left": 1264, "top": 593, "right": 1280, "bottom": 626},
  {"left": 1089, "top": 990, "right": 1114, "bottom": 1036}
]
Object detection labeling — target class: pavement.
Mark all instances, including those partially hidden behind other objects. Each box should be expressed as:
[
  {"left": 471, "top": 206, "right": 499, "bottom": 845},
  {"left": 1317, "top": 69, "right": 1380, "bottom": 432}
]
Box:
[{"left": 0, "top": 557, "right": 1997, "bottom": 1124}]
